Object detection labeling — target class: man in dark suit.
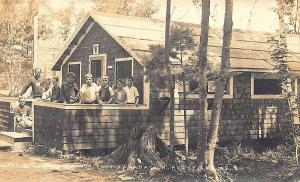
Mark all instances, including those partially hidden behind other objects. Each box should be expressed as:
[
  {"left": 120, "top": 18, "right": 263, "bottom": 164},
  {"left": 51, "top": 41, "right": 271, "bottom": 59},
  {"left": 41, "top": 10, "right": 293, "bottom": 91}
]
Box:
[{"left": 60, "top": 72, "right": 79, "bottom": 104}]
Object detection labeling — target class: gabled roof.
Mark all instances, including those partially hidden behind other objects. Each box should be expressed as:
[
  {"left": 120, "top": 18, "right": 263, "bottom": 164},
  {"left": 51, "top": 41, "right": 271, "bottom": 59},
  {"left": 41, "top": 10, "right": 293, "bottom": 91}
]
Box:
[{"left": 52, "top": 12, "right": 300, "bottom": 75}]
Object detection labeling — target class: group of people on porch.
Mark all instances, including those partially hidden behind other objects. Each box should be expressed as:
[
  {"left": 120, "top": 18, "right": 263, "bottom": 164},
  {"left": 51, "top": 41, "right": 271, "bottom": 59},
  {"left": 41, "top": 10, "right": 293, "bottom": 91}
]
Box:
[
  {"left": 14, "top": 68, "right": 140, "bottom": 130},
  {"left": 19, "top": 68, "right": 140, "bottom": 105}
]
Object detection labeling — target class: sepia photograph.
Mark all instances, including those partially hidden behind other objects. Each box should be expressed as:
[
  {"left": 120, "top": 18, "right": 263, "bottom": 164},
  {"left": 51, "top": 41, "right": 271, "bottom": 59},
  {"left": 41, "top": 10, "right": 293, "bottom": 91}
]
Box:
[{"left": 0, "top": 0, "right": 300, "bottom": 181}]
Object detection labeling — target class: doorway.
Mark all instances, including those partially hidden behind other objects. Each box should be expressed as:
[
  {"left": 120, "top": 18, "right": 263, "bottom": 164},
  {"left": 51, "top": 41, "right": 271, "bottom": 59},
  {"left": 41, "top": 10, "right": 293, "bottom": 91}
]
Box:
[{"left": 68, "top": 62, "right": 81, "bottom": 87}]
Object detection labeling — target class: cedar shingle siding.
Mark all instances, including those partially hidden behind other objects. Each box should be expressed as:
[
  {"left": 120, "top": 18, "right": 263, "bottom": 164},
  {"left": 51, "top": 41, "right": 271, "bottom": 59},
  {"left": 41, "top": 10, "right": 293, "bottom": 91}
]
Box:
[{"left": 62, "top": 23, "right": 144, "bottom": 102}]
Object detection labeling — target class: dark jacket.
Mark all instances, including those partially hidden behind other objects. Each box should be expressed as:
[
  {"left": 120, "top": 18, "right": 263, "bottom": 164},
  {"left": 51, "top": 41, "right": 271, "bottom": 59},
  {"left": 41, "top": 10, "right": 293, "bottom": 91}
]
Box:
[
  {"left": 60, "top": 82, "right": 79, "bottom": 104},
  {"left": 20, "top": 77, "right": 43, "bottom": 98},
  {"left": 51, "top": 86, "right": 61, "bottom": 102}
]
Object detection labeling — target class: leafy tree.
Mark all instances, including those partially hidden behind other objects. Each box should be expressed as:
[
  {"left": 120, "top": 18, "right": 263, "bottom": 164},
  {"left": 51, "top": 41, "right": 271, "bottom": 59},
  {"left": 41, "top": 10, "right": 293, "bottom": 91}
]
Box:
[
  {"left": 92, "top": 0, "right": 159, "bottom": 18},
  {"left": 275, "top": 0, "right": 300, "bottom": 34},
  {"left": 274, "top": 0, "right": 300, "bottom": 164},
  {"left": 144, "top": 25, "right": 196, "bottom": 162}
]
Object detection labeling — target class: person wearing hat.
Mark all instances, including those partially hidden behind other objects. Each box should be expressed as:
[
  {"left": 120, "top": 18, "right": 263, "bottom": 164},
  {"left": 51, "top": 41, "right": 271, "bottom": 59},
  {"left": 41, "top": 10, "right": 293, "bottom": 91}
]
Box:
[
  {"left": 80, "top": 73, "right": 99, "bottom": 104},
  {"left": 97, "top": 75, "right": 114, "bottom": 104},
  {"left": 113, "top": 78, "right": 127, "bottom": 104},
  {"left": 60, "top": 72, "right": 79, "bottom": 104},
  {"left": 20, "top": 68, "right": 44, "bottom": 99},
  {"left": 13, "top": 96, "right": 33, "bottom": 129},
  {"left": 124, "top": 76, "right": 139, "bottom": 105}
]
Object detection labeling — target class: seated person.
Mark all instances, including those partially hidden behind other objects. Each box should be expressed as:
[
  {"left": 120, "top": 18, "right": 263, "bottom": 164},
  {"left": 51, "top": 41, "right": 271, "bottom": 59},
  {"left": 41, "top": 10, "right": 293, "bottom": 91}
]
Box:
[
  {"left": 80, "top": 74, "right": 99, "bottom": 104},
  {"left": 13, "top": 96, "right": 32, "bottom": 129},
  {"left": 113, "top": 79, "right": 127, "bottom": 104},
  {"left": 20, "top": 68, "right": 43, "bottom": 99},
  {"left": 60, "top": 72, "right": 79, "bottom": 104},
  {"left": 124, "top": 76, "right": 139, "bottom": 105},
  {"left": 97, "top": 75, "right": 114, "bottom": 104}
]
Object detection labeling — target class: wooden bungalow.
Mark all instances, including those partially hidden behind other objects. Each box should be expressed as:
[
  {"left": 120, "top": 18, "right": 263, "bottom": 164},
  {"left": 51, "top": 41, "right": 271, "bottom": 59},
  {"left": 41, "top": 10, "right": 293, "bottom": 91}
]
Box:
[{"left": 1, "top": 12, "right": 300, "bottom": 151}]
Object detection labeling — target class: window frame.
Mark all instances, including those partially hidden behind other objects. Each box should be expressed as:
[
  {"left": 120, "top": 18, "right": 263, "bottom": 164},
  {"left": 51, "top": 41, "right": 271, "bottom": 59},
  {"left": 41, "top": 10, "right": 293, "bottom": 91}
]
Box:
[
  {"left": 185, "top": 76, "right": 234, "bottom": 99},
  {"left": 115, "top": 57, "right": 134, "bottom": 83},
  {"left": 114, "top": 57, "right": 149, "bottom": 107},
  {"left": 250, "top": 73, "right": 298, "bottom": 99},
  {"left": 92, "top": 44, "right": 99, "bottom": 55},
  {"left": 207, "top": 77, "right": 233, "bottom": 99}
]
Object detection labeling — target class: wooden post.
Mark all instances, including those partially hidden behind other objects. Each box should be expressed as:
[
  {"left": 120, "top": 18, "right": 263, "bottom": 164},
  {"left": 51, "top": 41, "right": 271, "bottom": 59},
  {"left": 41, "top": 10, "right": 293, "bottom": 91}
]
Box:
[
  {"left": 179, "top": 43, "right": 188, "bottom": 155},
  {"left": 165, "top": 0, "right": 175, "bottom": 157},
  {"left": 33, "top": 15, "right": 38, "bottom": 69}
]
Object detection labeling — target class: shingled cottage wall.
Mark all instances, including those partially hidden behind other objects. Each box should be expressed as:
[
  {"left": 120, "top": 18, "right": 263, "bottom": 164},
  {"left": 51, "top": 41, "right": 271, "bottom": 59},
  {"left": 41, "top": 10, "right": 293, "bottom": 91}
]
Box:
[{"left": 184, "top": 73, "right": 292, "bottom": 145}]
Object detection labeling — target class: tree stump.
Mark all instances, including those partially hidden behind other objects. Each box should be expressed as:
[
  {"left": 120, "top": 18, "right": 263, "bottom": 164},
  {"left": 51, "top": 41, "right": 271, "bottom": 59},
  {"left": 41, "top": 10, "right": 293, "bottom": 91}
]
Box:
[{"left": 103, "top": 123, "right": 170, "bottom": 170}]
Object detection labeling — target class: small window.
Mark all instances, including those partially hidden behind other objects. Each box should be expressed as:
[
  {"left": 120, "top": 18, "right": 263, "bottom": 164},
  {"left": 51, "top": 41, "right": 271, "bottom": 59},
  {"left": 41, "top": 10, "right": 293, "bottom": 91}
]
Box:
[
  {"left": 189, "top": 80, "right": 199, "bottom": 93},
  {"left": 189, "top": 78, "right": 231, "bottom": 95},
  {"left": 254, "top": 79, "right": 282, "bottom": 95},
  {"left": 92, "top": 44, "right": 99, "bottom": 55},
  {"left": 251, "top": 73, "right": 288, "bottom": 99},
  {"left": 207, "top": 80, "right": 217, "bottom": 94}
]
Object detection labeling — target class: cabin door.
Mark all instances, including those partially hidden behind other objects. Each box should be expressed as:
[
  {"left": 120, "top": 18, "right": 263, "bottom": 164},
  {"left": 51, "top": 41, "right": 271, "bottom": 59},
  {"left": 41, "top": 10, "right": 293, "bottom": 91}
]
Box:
[
  {"left": 68, "top": 63, "right": 81, "bottom": 87},
  {"left": 91, "top": 60, "right": 102, "bottom": 83},
  {"left": 115, "top": 59, "right": 133, "bottom": 82}
]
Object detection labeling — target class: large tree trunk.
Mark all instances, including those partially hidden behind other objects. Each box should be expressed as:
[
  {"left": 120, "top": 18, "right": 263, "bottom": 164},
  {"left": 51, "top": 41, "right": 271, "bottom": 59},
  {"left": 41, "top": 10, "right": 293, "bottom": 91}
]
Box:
[
  {"left": 206, "top": 0, "right": 233, "bottom": 180},
  {"left": 197, "top": 0, "right": 210, "bottom": 167}
]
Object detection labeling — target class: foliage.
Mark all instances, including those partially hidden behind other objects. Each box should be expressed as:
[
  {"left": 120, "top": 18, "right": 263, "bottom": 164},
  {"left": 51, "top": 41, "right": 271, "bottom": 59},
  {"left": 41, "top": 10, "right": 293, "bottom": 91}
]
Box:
[
  {"left": 0, "top": 0, "right": 160, "bottom": 94},
  {"left": 144, "top": 26, "right": 196, "bottom": 88},
  {"left": 215, "top": 139, "right": 298, "bottom": 181},
  {"left": 273, "top": 0, "right": 300, "bottom": 33},
  {"left": 24, "top": 140, "right": 300, "bottom": 181},
  {"left": 92, "top": 0, "right": 159, "bottom": 18},
  {"left": 185, "top": 49, "right": 221, "bottom": 81}
]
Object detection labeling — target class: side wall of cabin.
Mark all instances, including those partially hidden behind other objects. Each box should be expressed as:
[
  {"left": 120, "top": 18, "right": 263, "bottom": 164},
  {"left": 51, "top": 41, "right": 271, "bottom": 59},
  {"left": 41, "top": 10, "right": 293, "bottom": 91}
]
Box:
[{"left": 183, "top": 72, "right": 292, "bottom": 146}]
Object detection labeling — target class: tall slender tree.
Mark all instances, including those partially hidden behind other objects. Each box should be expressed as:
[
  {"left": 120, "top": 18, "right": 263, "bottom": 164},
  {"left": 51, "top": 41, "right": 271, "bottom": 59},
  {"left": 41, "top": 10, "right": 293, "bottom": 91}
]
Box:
[
  {"left": 197, "top": 0, "right": 210, "bottom": 168},
  {"left": 206, "top": 0, "right": 233, "bottom": 180}
]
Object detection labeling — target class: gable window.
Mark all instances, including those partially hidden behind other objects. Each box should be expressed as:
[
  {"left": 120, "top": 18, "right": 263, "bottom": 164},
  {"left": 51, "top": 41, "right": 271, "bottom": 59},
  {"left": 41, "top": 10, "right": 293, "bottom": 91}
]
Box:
[
  {"left": 92, "top": 44, "right": 99, "bottom": 55},
  {"left": 251, "top": 73, "right": 288, "bottom": 99}
]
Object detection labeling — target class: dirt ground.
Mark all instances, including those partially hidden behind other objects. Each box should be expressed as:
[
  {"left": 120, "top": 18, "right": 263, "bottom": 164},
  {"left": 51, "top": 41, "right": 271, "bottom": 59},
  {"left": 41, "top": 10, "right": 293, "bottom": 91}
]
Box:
[
  {"left": 2, "top": 142, "right": 299, "bottom": 182},
  {"left": 0, "top": 151, "right": 120, "bottom": 182}
]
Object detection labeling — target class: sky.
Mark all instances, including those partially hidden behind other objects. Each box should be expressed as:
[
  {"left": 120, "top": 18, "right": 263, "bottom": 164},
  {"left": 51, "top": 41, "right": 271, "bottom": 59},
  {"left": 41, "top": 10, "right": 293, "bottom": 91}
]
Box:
[
  {"left": 152, "top": 0, "right": 279, "bottom": 32},
  {"left": 43, "top": 0, "right": 279, "bottom": 33}
]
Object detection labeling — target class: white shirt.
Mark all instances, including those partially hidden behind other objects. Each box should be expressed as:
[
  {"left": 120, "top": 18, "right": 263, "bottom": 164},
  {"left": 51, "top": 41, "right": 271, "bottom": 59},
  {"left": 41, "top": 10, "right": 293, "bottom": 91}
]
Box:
[
  {"left": 124, "top": 86, "right": 139, "bottom": 103},
  {"left": 80, "top": 83, "right": 99, "bottom": 102}
]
